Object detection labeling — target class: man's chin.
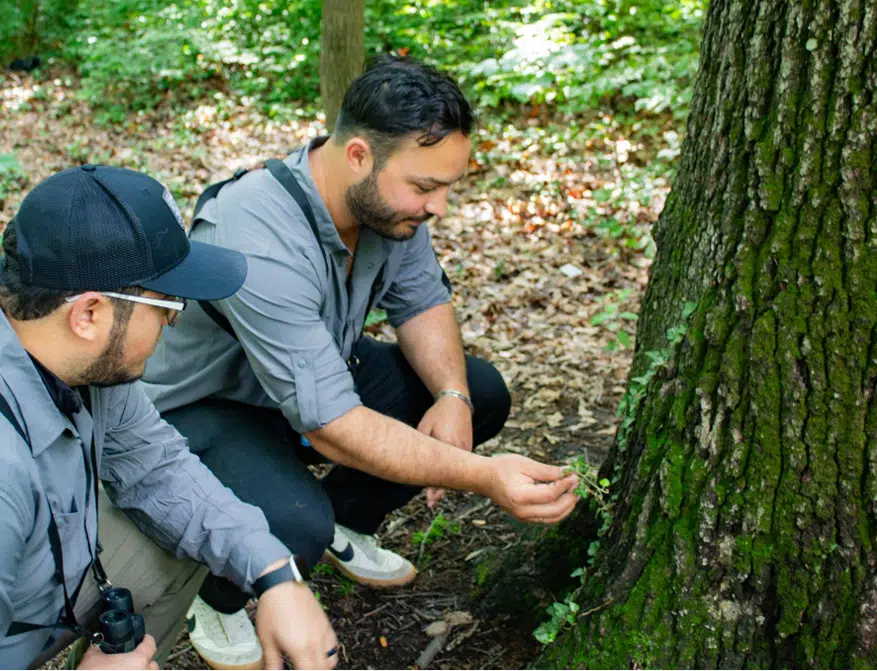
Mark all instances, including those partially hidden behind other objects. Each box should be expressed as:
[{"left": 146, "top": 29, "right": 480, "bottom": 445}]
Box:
[{"left": 89, "top": 373, "right": 143, "bottom": 388}]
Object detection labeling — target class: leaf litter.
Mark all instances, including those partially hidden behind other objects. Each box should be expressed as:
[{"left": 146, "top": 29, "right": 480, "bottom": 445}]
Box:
[{"left": 2, "top": 68, "right": 678, "bottom": 670}]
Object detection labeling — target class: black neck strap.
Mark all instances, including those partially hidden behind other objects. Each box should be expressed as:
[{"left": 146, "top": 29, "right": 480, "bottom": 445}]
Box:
[{"left": 0, "top": 390, "right": 108, "bottom": 640}]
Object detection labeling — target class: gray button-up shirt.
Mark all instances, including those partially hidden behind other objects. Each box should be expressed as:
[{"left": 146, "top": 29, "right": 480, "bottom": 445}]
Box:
[
  {"left": 0, "top": 313, "right": 289, "bottom": 668},
  {"left": 143, "top": 137, "right": 451, "bottom": 433}
]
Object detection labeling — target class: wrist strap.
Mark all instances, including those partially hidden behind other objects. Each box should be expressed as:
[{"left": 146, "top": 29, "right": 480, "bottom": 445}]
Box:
[
  {"left": 253, "top": 557, "right": 308, "bottom": 597},
  {"left": 435, "top": 389, "right": 474, "bottom": 414}
]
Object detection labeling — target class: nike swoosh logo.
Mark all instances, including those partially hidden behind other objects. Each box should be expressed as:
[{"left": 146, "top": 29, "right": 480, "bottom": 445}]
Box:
[{"left": 328, "top": 542, "right": 354, "bottom": 562}]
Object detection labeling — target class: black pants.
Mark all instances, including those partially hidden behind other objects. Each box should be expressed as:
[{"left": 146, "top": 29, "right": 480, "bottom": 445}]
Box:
[{"left": 163, "top": 337, "right": 511, "bottom": 613}]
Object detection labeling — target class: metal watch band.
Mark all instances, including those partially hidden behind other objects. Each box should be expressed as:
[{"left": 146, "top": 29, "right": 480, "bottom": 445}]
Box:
[
  {"left": 435, "top": 389, "right": 474, "bottom": 414},
  {"left": 252, "top": 556, "right": 308, "bottom": 597}
]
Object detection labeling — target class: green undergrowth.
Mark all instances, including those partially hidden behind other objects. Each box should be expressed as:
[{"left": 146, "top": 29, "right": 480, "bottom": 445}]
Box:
[
  {"left": 533, "top": 298, "right": 699, "bottom": 649},
  {"left": 2, "top": 0, "right": 705, "bottom": 124}
]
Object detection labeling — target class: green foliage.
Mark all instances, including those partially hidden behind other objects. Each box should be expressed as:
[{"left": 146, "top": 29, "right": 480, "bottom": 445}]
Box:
[
  {"left": 0, "top": 153, "right": 27, "bottom": 203},
  {"left": 411, "top": 513, "right": 460, "bottom": 546},
  {"left": 589, "top": 288, "right": 637, "bottom": 351},
  {"left": 365, "top": 308, "right": 388, "bottom": 327},
  {"left": 6, "top": 0, "right": 705, "bottom": 122},
  {"left": 0, "top": 0, "right": 80, "bottom": 63},
  {"left": 533, "top": 595, "right": 580, "bottom": 644}
]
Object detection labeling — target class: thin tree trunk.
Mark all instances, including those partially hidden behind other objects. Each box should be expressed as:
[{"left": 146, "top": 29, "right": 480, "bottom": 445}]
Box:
[
  {"left": 540, "top": 0, "right": 877, "bottom": 667},
  {"left": 320, "top": 0, "right": 365, "bottom": 133}
]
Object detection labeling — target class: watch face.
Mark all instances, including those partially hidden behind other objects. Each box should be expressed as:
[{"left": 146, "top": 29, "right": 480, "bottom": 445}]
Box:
[{"left": 293, "top": 555, "right": 311, "bottom": 581}]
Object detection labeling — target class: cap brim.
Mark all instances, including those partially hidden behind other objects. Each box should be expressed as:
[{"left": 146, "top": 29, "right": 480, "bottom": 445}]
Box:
[{"left": 139, "top": 241, "right": 247, "bottom": 301}]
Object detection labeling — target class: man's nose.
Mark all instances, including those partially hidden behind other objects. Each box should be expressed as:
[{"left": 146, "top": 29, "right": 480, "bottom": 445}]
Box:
[{"left": 425, "top": 193, "right": 448, "bottom": 219}]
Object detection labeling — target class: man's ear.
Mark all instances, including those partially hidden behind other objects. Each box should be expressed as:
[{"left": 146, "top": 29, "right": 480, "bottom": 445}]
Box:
[
  {"left": 345, "top": 137, "right": 374, "bottom": 177},
  {"left": 66, "top": 293, "right": 109, "bottom": 342}
]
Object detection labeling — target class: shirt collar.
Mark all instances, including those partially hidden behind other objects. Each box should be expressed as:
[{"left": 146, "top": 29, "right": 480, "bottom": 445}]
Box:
[
  {"left": 0, "top": 311, "right": 73, "bottom": 455},
  {"left": 289, "top": 136, "right": 351, "bottom": 257},
  {"left": 27, "top": 353, "right": 83, "bottom": 420}
]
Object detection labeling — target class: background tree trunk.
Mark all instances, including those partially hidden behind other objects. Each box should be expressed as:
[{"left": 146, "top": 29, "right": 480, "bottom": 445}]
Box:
[
  {"left": 320, "top": 0, "right": 365, "bottom": 133},
  {"left": 540, "top": 0, "right": 877, "bottom": 667}
]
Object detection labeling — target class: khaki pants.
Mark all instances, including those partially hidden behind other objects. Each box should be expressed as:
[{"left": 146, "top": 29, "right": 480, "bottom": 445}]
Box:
[{"left": 33, "top": 488, "right": 208, "bottom": 669}]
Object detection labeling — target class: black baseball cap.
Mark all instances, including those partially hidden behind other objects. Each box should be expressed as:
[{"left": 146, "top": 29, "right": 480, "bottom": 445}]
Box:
[{"left": 8, "top": 164, "right": 246, "bottom": 300}]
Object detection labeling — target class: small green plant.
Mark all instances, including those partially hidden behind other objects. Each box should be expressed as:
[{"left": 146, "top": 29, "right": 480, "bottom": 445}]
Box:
[
  {"left": 365, "top": 309, "right": 388, "bottom": 327},
  {"left": 337, "top": 576, "right": 356, "bottom": 597},
  {"left": 563, "top": 455, "right": 611, "bottom": 515},
  {"left": 413, "top": 513, "right": 461, "bottom": 567},
  {"left": 533, "top": 595, "right": 580, "bottom": 644},
  {"left": 0, "top": 153, "right": 26, "bottom": 203},
  {"left": 310, "top": 563, "right": 336, "bottom": 578},
  {"left": 590, "top": 289, "right": 637, "bottom": 351},
  {"left": 411, "top": 514, "right": 460, "bottom": 546}
]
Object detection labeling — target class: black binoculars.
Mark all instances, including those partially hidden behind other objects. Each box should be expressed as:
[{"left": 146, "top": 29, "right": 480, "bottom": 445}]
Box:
[{"left": 98, "top": 587, "right": 145, "bottom": 654}]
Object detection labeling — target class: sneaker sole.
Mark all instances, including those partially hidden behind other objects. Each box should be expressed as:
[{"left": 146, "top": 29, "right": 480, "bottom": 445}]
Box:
[
  {"left": 189, "top": 640, "right": 264, "bottom": 671},
  {"left": 321, "top": 550, "right": 418, "bottom": 587}
]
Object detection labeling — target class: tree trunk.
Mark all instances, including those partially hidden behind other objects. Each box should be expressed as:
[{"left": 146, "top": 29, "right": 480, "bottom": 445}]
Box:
[
  {"left": 540, "top": 0, "right": 877, "bottom": 667},
  {"left": 320, "top": 0, "right": 365, "bottom": 133}
]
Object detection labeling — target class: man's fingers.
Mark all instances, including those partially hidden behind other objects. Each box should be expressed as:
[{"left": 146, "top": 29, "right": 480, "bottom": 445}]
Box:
[
  {"left": 517, "top": 491, "right": 578, "bottom": 523},
  {"left": 522, "top": 459, "right": 567, "bottom": 483},
  {"left": 514, "top": 474, "right": 578, "bottom": 505},
  {"left": 148, "top": 662, "right": 159, "bottom": 670},
  {"left": 136, "top": 634, "right": 157, "bottom": 659},
  {"left": 426, "top": 487, "right": 447, "bottom": 508}
]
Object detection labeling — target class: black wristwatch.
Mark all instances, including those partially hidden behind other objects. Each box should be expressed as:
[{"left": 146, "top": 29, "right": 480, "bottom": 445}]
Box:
[{"left": 253, "top": 556, "right": 310, "bottom": 597}]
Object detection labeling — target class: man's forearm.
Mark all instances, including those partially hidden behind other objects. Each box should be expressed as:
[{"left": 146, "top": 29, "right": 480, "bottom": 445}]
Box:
[
  {"left": 305, "top": 406, "right": 492, "bottom": 493},
  {"left": 396, "top": 303, "right": 468, "bottom": 396}
]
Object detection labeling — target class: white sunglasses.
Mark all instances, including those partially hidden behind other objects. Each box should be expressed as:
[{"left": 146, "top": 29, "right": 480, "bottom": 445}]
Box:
[{"left": 65, "top": 292, "right": 188, "bottom": 326}]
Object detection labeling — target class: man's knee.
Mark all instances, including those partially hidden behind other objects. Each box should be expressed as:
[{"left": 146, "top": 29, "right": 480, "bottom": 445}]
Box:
[
  {"left": 466, "top": 357, "right": 511, "bottom": 444},
  {"left": 268, "top": 491, "right": 335, "bottom": 569}
]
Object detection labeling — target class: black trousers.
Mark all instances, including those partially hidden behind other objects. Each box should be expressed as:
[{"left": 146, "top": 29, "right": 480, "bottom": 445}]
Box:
[{"left": 162, "top": 337, "right": 511, "bottom": 613}]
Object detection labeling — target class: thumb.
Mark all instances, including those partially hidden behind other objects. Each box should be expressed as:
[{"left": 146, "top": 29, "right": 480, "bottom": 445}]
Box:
[
  {"left": 136, "top": 634, "right": 157, "bottom": 660},
  {"left": 523, "top": 459, "right": 566, "bottom": 483}
]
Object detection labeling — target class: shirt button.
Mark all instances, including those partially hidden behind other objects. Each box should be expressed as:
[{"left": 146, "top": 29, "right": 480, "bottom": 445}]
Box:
[
  {"left": 297, "top": 359, "right": 306, "bottom": 368},
  {"left": 368, "top": 263, "right": 374, "bottom": 269}
]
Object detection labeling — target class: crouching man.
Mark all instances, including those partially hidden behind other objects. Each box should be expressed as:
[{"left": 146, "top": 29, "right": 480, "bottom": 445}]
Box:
[
  {"left": 0, "top": 166, "right": 336, "bottom": 669},
  {"left": 143, "top": 56, "right": 579, "bottom": 668}
]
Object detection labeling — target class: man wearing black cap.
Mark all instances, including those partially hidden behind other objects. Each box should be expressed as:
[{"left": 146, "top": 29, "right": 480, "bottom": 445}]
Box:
[{"left": 0, "top": 165, "right": 337, "bottom": 670}]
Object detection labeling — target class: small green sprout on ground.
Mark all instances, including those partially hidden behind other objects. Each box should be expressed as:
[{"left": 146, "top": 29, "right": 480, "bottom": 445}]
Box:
[{"left": 412, "top": 513, "right": 461, "bottom": 567}]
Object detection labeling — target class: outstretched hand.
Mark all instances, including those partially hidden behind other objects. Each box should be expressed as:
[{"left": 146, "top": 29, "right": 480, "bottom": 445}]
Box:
[{"left": 484, "top": 454, "right": 579, "bottom": 523}]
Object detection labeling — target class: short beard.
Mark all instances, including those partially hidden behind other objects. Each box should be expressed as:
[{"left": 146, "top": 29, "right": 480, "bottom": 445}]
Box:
[
  {"left": 345, "top": 169, "right": 431, "bottom": 241},
  {"left": 82, "top": 310, "right": 139, "bottom": 387}
]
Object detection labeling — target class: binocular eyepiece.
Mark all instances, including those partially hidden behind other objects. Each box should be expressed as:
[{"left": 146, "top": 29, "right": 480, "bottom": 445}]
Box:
[{"left": 98, "top": 587, "right": 145, "bottom": 654}]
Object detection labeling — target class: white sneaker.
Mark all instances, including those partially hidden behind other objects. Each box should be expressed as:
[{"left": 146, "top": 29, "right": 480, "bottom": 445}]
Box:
[
  {"left": 186, "top": 595, "right": 264, "bottom": 670},
  {"left": 323, "top": 524, "right": 417, "bottom": 587}
]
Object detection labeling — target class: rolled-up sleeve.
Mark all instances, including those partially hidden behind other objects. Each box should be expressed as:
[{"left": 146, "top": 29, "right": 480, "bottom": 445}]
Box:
[
  {"left": 378, "top": 224, "right": 451, "bottom": 328},
  {"left": 213, "top": 192, "right": 362, "bottom": 434},
  {"left": 99, "top": 382, "right": 290, "bottom": 591}
]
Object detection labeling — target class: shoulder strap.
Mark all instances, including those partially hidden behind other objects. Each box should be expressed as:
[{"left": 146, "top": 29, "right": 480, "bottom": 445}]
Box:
[
  {"left": 263, "top": 158, "right": 326, "bottom": 268},
  {"left": 0, "top": 393, "right": 88, "bottom": 639},
  {"left": 199, "top": 300, "right": 237, "bottom": 341},
  {"left": 198, "top": 159, "right": 327, "bottom": 342},
  {"left": 193, "top": 168, "right": 249, "bottom": 220}
]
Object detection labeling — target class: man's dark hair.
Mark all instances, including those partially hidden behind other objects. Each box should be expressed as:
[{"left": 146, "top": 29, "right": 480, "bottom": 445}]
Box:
[
  {"left": 0, "top": 223, "right": 140, "bottom": 321},
  {"left": 333, "top": 55, "right": 475, "bottom": 167}
]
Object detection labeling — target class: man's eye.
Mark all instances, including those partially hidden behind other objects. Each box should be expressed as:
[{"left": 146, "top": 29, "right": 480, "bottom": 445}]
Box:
[{"left": 415, "top": 184, "right": 435, "bottom": 194}]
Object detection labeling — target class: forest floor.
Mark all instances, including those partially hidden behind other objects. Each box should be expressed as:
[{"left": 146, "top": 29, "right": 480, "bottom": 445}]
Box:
[{"left": 1, "top": 67, "right": 675, "bottom": 669}]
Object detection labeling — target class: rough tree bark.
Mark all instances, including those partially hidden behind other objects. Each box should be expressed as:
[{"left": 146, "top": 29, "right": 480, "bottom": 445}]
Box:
[
  {"left": 540, "top": 0, "right": 877, "bottom": 667},
  {"left": 320, "top": 0, "right": 365, "bottom": 133}
]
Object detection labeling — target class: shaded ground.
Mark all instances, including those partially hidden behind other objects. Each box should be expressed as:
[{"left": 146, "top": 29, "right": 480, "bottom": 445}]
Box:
[{"left": 2, "top": 67, "right": 673, "bottom": 669}]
